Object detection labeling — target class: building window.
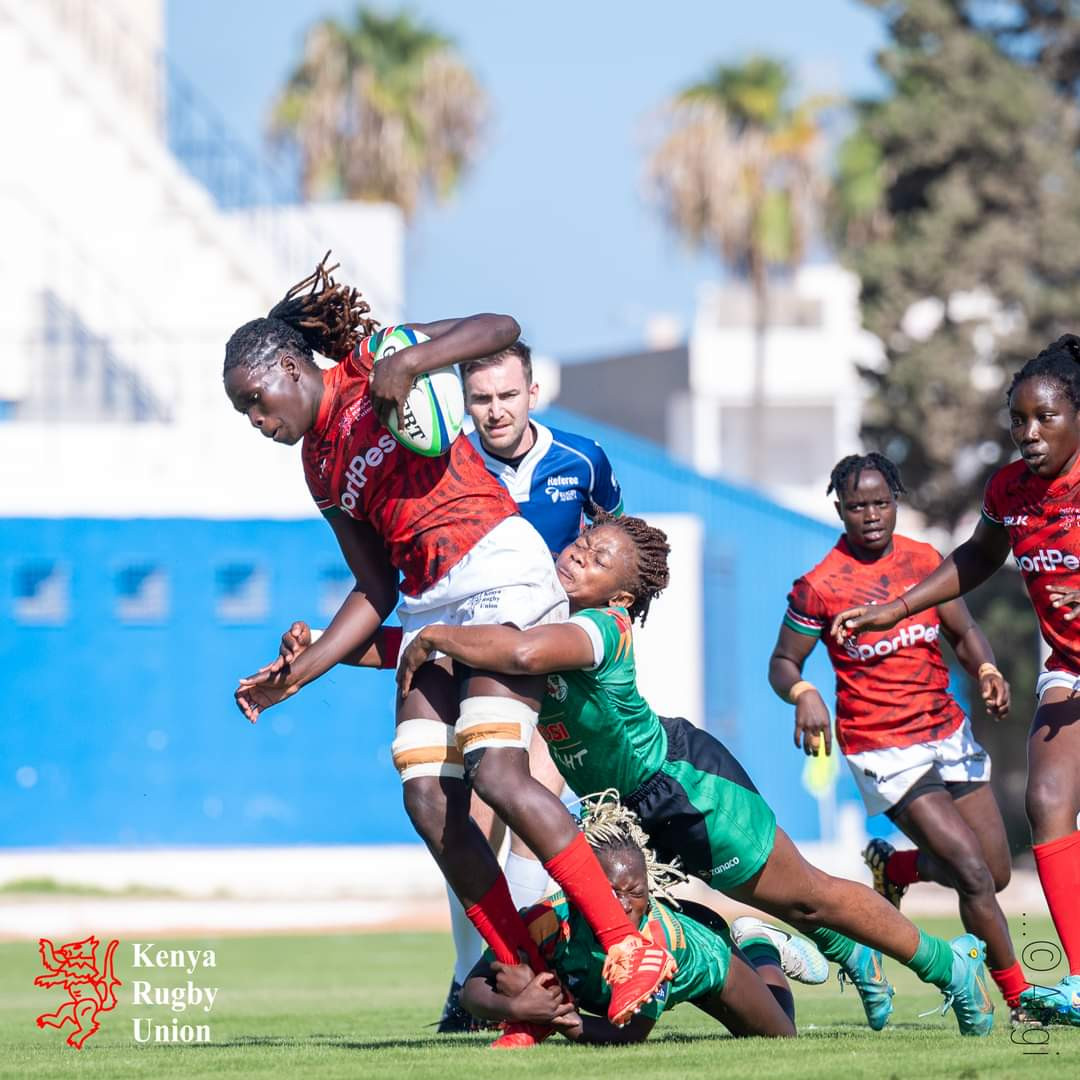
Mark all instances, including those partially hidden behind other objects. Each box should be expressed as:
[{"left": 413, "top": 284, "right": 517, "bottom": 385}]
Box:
[
  {"left": 115, "top": 564, "right": 168, "bottom": 622},
  {"left": 14, "top": 561, "right": 69, "bottom": 623},
  {"left": 319, "top": 565, "right": 354, "bottom": 619},
  {"left": 215, "top": 563, "right": 268, "bottom": 621}
]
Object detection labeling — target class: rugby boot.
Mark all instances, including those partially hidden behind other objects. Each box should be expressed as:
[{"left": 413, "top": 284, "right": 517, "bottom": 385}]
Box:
[
  {"left": 435, "top": 979, "right": 486, "bottom": 1034},
  {"left": 863, "top": 838, "right": 908, "bottom": 909},
  {"left": 602, "top": 935, "right": 677, "bottom": 1027},
  {"left": 838, "top": 944, "right": 894, "bottom": 1030},
  {"left": 938, "top": 934, "right": 994, "bottom": 1036},
  {"left": 489, "top": 1021, "right": 554, "bottom": 1049},
  {"left": 731, "top": 916, "right": 829, "bottom": 985},
  {"left": 1019, "top": 975, "right": 1080, "bottom": 1027}
]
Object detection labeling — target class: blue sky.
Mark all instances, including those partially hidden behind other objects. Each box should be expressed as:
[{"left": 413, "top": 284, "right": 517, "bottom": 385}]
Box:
[{"left": 167, "top": 1, "right": 885, "bottom": 359}]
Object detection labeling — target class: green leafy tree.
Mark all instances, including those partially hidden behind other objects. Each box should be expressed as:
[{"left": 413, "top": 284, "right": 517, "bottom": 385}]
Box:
[
  {"left": 832, "top": 1, "right": 1080, "bottom": 846},
  {"left": 644, "top": 57, "right": 828, "bottom": 480},
  {"left": 270, "top": 8, "right": 487, "bottom": 217},
  {"left": 832, "top": 0, "right": 1080, "bottom": 534}
]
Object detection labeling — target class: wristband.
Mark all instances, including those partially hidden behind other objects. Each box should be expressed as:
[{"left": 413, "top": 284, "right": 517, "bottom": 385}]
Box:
[
  {"left": 788, "top": 680, "right": 816, "bottom": 705},
  {"left": 309, "top": 628, "right": 324, "bottom": 644},
  {"left": 897, "top": 595, "right": 911, "bottom": 618},
  {"left": 977, "top": 662, "right": 1001, "bottom": 680}
]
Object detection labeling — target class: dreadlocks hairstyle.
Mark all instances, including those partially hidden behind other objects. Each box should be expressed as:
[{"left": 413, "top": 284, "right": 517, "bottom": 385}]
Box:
[
  {"left": 459, "top": 340, "right": 533, "bottom": 384},
  {"left": 223, "top": 252, "right": 379, "bottom": 376},
  {"left": 1006, "top": 333, "right": 1080, "bottom": 409},
  {"left": 578, "top": 791, "right": 686, "bottom": 907},
  {"left": 827, "top": 452, "right": 906, "bottom": 501},
  {"left": 584, "top": 510, "right": 670, "bottom": 626}
]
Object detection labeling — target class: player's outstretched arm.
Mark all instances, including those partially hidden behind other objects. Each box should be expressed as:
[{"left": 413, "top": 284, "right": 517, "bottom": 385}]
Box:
[
  {"left": 369, "top": 314, "right": 519, "bottom": 428},
  {"left": 830, "top": 518, "right": 1011, "bottom": 644},
  {"left": 397, "top": 622, "right": 595, "bottom": 697},
  {"left": 768, "top": 624, "right": 834, "bottom": 756},
  {"left": 234, "top": 517, "right": 398, "bottom": 722},
  {"left": 937, "top": 598, "right": 1010, "bottom": 719}
]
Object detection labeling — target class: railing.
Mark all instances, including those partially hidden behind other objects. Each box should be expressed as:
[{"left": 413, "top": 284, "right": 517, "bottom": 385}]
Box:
[{"left": 39, "top": 0, "right": 319, "bottom": 274}]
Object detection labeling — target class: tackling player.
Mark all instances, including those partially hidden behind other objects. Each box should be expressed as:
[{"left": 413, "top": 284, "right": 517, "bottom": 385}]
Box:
[
  {"left": 460, "top": 795, "right": 813, "bottom": 1043},
  {"left": 768, "top": 452, "right": 1029, "bottom": 1018},
  {"left": 832, "top": 335, "right": 1080, "bottom": 1027},
  {"left": 433, "top": 341, "right": 625, "bottom": 1030},
  {"left": 223, "top": 255, "right": 676, "bottom": 1042},
  {"left": 395, "top": 512, "right": 998, "bottom": 1037}
]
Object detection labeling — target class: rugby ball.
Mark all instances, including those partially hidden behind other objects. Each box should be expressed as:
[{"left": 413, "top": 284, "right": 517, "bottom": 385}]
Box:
[{"left": 372, "top": 326, "right": 465, "bottom": 457}]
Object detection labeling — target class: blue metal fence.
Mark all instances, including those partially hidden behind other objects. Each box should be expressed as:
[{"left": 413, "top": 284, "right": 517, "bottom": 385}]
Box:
[{"left": 1, "top": 408, "right": 861, "bottom": 848}]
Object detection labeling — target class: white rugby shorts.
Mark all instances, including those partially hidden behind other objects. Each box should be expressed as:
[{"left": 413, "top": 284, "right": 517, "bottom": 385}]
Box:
[
  {"left": 844, "top": 718, "right": 991, "bottom": 816},
  {"left": 1036, "top": 668, "right": 1080, "bottom": 701},
  {"left": 396, "top": 515, "right": 569, "bottom": 668}
]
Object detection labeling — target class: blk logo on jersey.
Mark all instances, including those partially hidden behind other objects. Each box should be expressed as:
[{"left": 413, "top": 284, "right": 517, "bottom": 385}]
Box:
[{"left": 844, "top": 622, "right": 940, "bottom": 661}]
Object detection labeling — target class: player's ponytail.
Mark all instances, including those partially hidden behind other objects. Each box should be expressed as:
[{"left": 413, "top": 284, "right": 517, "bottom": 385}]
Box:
[
  {"left": 1007, "top": 333, "right": 1080, "bottom": 408},
  {"left": 224, "top": 252, "right": 380, "bottom": 376}
]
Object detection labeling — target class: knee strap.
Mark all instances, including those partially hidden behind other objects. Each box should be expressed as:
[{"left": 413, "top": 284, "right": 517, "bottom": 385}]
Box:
[
  {"left": 391, "top": 718, "right": 464, "bottom": 782},
  {"left": 455, "top": 696, "right": 539, "bottom": 755}
]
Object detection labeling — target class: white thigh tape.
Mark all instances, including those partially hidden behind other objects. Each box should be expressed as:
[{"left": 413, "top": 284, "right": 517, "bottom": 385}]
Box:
[
  {"left": 391, "top": 718, "right": 464, "bottom": 781},
  {"left": 455, "top": 696, "right": 539, "bottom": 755}
]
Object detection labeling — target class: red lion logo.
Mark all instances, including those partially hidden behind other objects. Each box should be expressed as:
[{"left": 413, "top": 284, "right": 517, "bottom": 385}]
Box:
[{"left": 34, "top": 936, "right": 121, "bottom": 1049}]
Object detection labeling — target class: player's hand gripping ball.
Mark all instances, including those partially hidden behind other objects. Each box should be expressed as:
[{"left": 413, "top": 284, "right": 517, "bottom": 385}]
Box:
[{"left": 372, "top": 327, "right": 465, "bottom": 457}]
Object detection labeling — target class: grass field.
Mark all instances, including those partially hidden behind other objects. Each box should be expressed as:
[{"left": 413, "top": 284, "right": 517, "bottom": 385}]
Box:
[{"left": 3, "top": 917, "right": 1078, "bottom": 1079}]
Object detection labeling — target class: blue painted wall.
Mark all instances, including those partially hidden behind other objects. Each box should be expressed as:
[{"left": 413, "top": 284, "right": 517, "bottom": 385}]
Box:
[{"left": 1, "top": 407, "right": 860, "bottom": 848}]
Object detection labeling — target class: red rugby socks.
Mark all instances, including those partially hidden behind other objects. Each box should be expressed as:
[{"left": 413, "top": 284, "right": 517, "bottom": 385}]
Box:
[
  {"left": 544, "top": 832, "right": 636, "bottom": 951},
  {"left": 886, "top": 847, "right": 921, "bottom": 887},
  {"left": 1033, "top": 829, "right": 1080, "bottom": 975},
  {"left": 989, "top": 962, "right": 1029, "bottom": 1007},
  {"left": 465, "top": 875, "right": 546, "bottom": 971}
]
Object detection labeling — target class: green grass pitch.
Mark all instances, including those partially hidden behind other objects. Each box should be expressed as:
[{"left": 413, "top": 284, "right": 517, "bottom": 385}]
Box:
[{"left": 3, "top": 917, "right": 1077, "bottom": 1078}]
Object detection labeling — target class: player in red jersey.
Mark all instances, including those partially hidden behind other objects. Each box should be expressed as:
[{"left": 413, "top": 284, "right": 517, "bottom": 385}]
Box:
[
  {"left": 833, "top": 336, "right": 1080, "bottom": 1026},
  {"left": 768, "top": 452, "right": 1031, "bottom": 1018},
  {"left": 222, "top": 257, "right": 675, "bottom": 1041}
]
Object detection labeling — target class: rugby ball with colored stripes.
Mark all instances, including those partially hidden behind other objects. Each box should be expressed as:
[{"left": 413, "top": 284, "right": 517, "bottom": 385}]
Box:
[{"left": 373, "top": 326, "right": 465, "bottom": 457}]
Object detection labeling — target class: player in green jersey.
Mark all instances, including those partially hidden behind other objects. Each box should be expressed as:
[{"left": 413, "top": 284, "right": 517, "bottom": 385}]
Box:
[
  {"left": 398, "top": 513, "right": 997, "bottom": 1037},
  {"left": 460, "top": 794, "right": 806, "bottom": 1043},
  {"left": 269, "top": 513, "right": 997, "bottom": 1036}
]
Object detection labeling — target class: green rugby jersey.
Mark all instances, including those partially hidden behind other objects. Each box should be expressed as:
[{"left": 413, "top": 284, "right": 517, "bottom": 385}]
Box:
[
  {"left": 538, "top": 607, "right": 667, "bottom": 794},
  {"left": 503, "top": 890, "right": 730, "bottom": 1021}
]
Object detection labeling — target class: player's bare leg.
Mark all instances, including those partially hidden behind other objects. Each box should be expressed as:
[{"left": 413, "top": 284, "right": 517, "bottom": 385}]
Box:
[
  {"left": 1019, "top": 689, "right": 1080, "bottom": 1024},
  {"left": 728, "top": 827, "right": 994, "bottom": 1035},
  {"left": 695, "top": 951, "right": 795, "bottom": 1037},
  {"left": 888, "top": 788, "right": 1021, "bottom": 1005}
]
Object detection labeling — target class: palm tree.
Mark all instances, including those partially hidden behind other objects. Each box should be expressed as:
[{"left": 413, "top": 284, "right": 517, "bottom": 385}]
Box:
[
  {"left": 645, "top": 57, "right": 828, "bottom": 481},
  {"left": 270, "top": 8, "right": 488, "bottom": 218}
]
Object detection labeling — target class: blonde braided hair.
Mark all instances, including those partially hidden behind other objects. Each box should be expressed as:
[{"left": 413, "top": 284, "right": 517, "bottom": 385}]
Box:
[{"left": 577, "top": 790, "right": 686, "bottom": 907}]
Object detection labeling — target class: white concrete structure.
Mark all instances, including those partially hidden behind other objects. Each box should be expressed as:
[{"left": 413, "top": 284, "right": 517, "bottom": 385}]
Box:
[
  {"left": 0, "top": 0, "right": 403, "bottom": 519},
  {"left": 675, "top": 264, "right": 884, "bottom": 520}
]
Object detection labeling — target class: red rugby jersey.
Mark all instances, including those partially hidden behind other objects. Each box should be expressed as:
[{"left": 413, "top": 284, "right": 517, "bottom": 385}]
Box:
[
  {"left": 982, "top": 454, "right": 1080, "bottom": 671},
  {"left": 785, "top": 534, "right": 966, "bottom": 754},
  {"left": 302, "top": 326, "right": 518, "bottom": 596}
]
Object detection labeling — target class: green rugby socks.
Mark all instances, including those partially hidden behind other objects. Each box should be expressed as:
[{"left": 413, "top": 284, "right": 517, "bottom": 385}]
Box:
[
  {"left": 906, "top": 930, "right": 954, "bottom": 989},
  {"left": 807, "top": 927, "right": 857, "bottom": 966}
]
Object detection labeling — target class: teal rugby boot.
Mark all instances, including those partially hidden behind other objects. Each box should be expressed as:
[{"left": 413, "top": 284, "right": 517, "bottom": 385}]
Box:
[
  {"left": 1019, "top": 975, "right": 1080, "bottom": 1027},
  {"left": 938, "top": 934, "right": 994, "bottom": 1037},
  {"left": 838, "top": 944, "right": 894, "bottom": 1030}
]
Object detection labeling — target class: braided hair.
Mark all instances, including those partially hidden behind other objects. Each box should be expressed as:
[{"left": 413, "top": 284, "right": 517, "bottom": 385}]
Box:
[
  {"left": 1006, "top": 334, "right": 1080, "bottom": 409},
  {"left": 578, "top": 791, "right": 686, "bottom": 907},
  {"left": 223, "top": 252, "right": 379, "bottom": 376},
  {"left": 827, "top": 452, "right": 906, "bottom": 501},
  {"left": 584, "top": 511, "right": 670, "bottom": 626}
]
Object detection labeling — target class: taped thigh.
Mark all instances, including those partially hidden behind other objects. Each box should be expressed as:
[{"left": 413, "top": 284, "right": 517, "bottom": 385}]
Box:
[
  {"left": 455, "top": 696, "right": 539, "bottom": 757},
  {"left": 391, "top": 718, "right": 464, "bottom": 783}
]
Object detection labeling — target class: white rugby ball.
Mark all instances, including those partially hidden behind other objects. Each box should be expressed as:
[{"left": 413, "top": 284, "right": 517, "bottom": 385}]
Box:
[{"left": 372, "top": 326, "right": 465, "bottom": 457}]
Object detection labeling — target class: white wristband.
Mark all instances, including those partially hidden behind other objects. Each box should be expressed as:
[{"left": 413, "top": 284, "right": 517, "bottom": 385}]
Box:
[{"left": 309, "top": 628, "right": 324, "bottom": 644}]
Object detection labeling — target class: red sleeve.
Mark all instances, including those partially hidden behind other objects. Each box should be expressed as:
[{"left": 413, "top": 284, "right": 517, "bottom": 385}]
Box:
[
  {"left": 981, "top": 472, "right": 1003, "bottom": 526},
  {"left": 784, "top": 575, "right": 827, "bottom": 638}
]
